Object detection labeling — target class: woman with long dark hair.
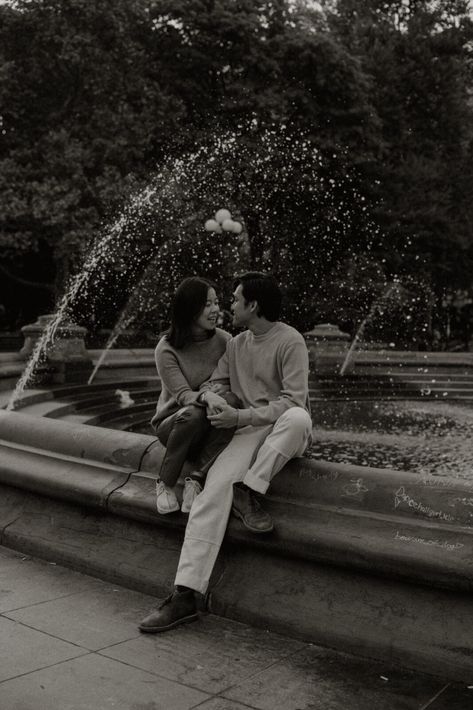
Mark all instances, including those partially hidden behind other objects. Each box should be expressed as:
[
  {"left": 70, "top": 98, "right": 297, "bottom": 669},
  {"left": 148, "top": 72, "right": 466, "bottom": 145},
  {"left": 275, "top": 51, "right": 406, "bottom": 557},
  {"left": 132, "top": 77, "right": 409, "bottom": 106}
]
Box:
[{"left": 151, "top": 277, "right": 238, "bottom": 514}]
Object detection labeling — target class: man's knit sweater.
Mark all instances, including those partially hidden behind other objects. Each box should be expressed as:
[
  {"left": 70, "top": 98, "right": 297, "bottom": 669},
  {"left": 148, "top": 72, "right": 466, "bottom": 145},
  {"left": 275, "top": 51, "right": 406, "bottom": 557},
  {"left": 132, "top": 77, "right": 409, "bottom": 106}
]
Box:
[
  {"left": 151, "top": 328, "right": 230, "bottom": 428},
  {"left": 204, "top": 321, "right": 310, "bottom": 427}
]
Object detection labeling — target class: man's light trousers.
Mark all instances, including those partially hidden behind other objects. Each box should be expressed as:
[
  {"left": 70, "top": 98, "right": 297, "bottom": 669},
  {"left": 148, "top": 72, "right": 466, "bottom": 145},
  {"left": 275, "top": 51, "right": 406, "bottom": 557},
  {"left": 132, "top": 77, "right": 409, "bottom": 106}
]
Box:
[{"left": 175, "top": 407, "right": 312, "bottom": 594}]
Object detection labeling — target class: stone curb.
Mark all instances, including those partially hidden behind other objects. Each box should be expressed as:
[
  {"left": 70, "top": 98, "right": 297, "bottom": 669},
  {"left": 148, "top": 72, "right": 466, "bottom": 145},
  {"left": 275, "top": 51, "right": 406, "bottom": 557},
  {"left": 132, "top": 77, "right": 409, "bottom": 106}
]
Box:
[
  {"left": 0, "top": 410, "right": 473, "bottom": 679},
  {"left": 1, "top": 410, "right": 473, "bottom": 590}
]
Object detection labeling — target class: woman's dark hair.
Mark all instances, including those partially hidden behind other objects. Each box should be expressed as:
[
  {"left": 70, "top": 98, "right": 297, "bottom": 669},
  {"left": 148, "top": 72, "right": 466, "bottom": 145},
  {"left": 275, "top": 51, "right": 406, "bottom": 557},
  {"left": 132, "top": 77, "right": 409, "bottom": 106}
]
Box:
[
  {"left": 167, "top": 277, "right": 216, "bottom": 349},
  {"left": 234, "top": 271, "right": 282, "bottom": 321}
]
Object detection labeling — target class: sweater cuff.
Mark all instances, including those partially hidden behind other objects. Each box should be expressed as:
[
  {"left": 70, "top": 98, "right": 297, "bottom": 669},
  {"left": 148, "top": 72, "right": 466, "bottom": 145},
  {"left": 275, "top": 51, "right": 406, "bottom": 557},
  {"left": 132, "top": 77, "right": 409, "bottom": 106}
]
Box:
[
  {"left": 237, "top": 408, "right": 252, "bottom": 427},
  {"left": 182, "top": 392, "right": 204, "bottom": 407}
]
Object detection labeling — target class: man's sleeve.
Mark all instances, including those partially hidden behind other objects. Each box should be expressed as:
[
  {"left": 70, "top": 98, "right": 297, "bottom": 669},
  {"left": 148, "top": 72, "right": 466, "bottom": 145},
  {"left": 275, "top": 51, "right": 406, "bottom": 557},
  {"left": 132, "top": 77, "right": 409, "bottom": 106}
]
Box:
[
  {"left": 157, "top": 348, "right": 201, "bottom": 407},
  {"left": 237, "top": 340, "right": 309, "bottom": 427}
]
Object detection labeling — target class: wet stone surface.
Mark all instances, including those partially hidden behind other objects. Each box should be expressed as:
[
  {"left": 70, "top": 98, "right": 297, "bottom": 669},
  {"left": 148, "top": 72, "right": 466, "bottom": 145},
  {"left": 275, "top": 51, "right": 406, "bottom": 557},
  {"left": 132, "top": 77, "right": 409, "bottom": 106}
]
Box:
[{"left": 308, "top": 400, "right": 473, "bottom": 479}]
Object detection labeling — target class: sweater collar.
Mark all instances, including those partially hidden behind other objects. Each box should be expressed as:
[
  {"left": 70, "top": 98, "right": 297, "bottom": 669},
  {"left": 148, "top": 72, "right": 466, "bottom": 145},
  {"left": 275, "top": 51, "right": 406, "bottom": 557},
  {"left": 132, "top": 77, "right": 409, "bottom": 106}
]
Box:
[{"left": 249, "top": 322, "right": 280, "bottom": 341}]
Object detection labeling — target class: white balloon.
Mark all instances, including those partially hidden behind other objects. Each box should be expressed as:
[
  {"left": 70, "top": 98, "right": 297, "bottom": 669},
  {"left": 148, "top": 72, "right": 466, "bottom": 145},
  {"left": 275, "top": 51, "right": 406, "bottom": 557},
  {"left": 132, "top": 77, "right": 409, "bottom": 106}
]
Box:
[
  {"left": 205, "top": 219, "right": 219, "bottom": 232},
  {"left": 222, "top": 219, "right": 235, "bottom": 232},
  {"left": 215, "top": 208, "right": 232, "bottom": 224}
]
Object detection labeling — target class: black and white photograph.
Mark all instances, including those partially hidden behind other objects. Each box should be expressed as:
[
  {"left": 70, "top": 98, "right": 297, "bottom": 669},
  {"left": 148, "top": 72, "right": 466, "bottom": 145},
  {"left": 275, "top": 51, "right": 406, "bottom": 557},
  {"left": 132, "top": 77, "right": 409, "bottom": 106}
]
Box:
[{"left": 0, "top": 0, "right": 473, "bottom": 708}]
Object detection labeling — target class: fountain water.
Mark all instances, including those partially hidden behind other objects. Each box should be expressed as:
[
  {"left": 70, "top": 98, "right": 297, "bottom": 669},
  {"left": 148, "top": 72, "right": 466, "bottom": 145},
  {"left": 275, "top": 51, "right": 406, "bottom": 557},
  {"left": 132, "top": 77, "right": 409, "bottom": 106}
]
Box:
[
  {"left": 6, "top": 189, "right": 155, "bottom": 409},
  {"left": 339, "top": 283, "right": 399, "bottom": 376},
  {"left": 7, "top": 123, "right": 378, "bottom": 408},
  {"left": 87, "top": 310, "right": 137, "bottom": 386}
]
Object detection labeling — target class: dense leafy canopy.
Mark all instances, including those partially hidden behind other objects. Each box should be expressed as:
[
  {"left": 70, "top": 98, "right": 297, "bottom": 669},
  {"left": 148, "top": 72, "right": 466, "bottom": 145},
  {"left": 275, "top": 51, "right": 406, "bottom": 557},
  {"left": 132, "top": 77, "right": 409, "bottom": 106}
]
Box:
[{"left": 0, "top": 0, "right": 472, "bottom": 343}]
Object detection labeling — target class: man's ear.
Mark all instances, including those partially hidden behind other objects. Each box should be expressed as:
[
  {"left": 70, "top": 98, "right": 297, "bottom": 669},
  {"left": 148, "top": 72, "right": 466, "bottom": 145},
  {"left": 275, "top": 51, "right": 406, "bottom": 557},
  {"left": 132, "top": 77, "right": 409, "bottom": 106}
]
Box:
[{"left": 249, "top": 301, "right": 260, "bottom": 316}]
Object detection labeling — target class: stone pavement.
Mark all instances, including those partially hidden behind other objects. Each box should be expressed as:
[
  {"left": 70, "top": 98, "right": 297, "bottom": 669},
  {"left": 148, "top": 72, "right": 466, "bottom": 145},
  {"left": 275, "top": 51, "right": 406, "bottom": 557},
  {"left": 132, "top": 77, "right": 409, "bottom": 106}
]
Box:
[{"left": 0, "top": 546, "right": 471, "bottom": 710}]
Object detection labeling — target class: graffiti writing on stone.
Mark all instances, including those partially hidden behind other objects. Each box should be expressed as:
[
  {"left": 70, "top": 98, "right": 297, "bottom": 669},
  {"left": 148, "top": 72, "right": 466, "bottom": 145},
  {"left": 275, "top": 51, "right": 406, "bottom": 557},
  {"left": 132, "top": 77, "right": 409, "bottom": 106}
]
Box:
[
  {"left": 449, "top": 497, "right": 473, "bottom": 508},
  {"left": 394, "top": 486, "right": 454, "bottom": 522},
  {"left": 394, "top": 530, "right": 464, "bottom": 551},
  {"left": 342, "top": 478, "right": 369, "bottom": 499},
  {"left": 298, "top": 467, "right": 340, "bottom": 483},
  {"left": 420, "top": 477, "right": 473, "bottom": 490}
]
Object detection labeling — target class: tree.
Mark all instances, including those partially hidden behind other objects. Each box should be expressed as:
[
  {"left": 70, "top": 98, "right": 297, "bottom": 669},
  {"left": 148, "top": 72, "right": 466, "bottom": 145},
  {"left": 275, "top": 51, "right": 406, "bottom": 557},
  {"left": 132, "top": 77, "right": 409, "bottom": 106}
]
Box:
[
  {"left": 329, "top": 0, "right": 473, "bottom": 295},
  {"left": 0, "top": 0, "right": 180, "bottom": 302},
  {"left": 1, "top": 0, "right": 382, "bottom": 333}
]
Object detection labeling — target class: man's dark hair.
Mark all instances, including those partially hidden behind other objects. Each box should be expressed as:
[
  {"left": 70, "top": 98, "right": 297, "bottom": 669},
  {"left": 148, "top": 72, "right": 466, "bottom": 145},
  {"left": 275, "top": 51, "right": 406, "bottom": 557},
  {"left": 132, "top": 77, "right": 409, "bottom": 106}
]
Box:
[
  {"left": 167, "top": 276, "right": 216, "bottom": 349},
  {"left": 234, "top": 271, "right": 282, "bottom": 321}
]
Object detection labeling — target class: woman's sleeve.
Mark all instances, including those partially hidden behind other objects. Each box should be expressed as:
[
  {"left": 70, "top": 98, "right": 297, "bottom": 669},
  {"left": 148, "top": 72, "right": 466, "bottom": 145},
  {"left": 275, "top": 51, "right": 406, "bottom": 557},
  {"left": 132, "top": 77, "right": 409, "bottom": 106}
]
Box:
[{"left": 157, "top": 348, "right": 201, "bottom": 407}]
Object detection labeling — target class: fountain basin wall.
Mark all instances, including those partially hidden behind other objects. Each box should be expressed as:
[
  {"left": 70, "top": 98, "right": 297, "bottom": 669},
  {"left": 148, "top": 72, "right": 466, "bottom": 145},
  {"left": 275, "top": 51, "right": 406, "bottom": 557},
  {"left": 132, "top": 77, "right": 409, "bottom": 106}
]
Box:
[{"left": 0, "top": 411, "right": 472, "bottom": 679}]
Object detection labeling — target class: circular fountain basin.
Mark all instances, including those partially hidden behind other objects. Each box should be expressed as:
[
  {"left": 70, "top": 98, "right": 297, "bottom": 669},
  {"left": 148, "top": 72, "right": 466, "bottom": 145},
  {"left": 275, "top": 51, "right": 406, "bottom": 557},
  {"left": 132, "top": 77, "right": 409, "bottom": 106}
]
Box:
[{"left": 310, "top": 399, "right": 473, "bottom": 479}]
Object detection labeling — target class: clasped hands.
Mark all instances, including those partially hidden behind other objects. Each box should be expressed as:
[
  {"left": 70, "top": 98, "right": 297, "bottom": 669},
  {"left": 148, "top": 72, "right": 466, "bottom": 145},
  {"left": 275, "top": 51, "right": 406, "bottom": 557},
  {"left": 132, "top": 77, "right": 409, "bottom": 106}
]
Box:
[{"left": 202, "top": 390, "right": 238, "bottom": 428}]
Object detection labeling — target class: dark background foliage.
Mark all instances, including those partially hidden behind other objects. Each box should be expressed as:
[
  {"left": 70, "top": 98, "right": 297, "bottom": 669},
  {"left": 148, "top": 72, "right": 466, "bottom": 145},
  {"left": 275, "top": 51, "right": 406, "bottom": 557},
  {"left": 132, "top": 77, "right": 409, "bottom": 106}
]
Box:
[{"left": 0, "top": 0, "right": 472, "bottom": 346}]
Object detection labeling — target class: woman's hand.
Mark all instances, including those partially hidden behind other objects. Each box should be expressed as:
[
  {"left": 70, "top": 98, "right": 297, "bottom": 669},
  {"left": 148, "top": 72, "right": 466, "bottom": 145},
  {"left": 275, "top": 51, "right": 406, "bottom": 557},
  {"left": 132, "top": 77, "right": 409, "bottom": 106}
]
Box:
[{"left": 201, "top": 390, "right": 227, "bottom": 414}]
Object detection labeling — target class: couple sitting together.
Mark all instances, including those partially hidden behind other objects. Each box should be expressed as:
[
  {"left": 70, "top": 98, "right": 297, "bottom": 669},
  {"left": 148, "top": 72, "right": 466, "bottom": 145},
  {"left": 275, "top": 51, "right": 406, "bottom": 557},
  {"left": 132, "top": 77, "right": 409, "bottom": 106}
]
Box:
[{"left": 139, "top": 271, "right": 312, "bottom": 633}]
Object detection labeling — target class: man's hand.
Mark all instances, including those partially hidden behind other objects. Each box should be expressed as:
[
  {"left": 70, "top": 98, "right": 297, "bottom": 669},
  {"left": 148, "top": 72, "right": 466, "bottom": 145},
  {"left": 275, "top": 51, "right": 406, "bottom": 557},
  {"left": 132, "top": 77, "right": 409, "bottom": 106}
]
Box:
[
  {"left": 201, "top": 391, "right": 227, "bottom": 415},
  {"left": 207, "top": 403, "right": 239, "bottom": 428}
]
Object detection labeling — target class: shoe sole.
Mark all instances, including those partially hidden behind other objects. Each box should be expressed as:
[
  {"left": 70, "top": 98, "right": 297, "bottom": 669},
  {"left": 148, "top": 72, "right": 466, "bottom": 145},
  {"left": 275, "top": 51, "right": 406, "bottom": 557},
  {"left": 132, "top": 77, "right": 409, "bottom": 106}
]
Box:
[
  {"left": 139, "top": 612, "right": 198, "bottom": 633},
  {"left": 231, "top": 507, "right": 274, "bottom": 534}
]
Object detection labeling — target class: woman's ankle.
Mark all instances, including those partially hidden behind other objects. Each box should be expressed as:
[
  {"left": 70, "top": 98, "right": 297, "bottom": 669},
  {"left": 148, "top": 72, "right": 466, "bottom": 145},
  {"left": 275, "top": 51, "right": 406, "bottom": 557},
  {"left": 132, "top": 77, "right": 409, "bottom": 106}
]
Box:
[
  {"left": 188, "top": 471, "right": 204, "bottom": 482},
  {"left": 157, "top": 479, "right": 175, "bottom": 492}
]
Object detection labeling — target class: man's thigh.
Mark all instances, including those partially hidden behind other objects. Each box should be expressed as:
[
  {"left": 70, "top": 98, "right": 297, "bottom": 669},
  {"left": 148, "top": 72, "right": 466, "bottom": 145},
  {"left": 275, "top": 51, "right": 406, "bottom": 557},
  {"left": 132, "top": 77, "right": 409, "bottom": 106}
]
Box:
[{"left": 204, "top": 424, "right": 273, "bottom": 489}]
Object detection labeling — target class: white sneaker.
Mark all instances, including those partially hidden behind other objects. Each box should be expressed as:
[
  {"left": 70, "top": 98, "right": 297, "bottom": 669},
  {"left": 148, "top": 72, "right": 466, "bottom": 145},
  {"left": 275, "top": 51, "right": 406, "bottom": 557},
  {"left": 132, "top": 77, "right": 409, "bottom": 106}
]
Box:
[
  {"left": 181, "top": 478, "right": 203, "bottom": 514},
  {"left": 156, "top": 481, "right": 180, "bottom": 514}
]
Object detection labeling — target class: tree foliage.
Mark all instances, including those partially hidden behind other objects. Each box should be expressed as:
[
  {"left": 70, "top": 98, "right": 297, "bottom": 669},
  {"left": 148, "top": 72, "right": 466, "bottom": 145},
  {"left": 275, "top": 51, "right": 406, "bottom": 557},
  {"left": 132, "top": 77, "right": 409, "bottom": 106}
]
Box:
[
  {"left": 329, "top": 0, "right": 473, "bottom": 289},
  {"left": 0, "top": 0, "right": 472, "bottom": 340}
]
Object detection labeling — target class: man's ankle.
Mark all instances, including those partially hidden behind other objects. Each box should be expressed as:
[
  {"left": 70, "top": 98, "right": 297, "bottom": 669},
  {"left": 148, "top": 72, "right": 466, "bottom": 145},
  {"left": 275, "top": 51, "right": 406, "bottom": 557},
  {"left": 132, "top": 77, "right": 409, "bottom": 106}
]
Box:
[
  {"left": 234, "top": 481, "right": 250, "bottom": 492},
  {"left": 175, "top": 585, "right": 194, "bottom": 594}
]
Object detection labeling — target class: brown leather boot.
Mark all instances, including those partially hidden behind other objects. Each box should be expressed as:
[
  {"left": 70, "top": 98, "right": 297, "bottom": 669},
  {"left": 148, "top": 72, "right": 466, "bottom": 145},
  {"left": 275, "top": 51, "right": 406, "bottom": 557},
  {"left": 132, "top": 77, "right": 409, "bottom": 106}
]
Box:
[
  {"left": 139, "top": 589, "right": 198, "bottom": 633},
  {"left": 232, "top": 484, "right": 274, "bottom": 533}
]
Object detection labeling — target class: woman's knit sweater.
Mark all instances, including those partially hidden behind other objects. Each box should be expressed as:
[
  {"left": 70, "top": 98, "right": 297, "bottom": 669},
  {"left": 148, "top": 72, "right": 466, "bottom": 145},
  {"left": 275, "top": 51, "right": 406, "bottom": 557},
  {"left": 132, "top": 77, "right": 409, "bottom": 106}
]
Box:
[{"left": 150, "top": 327, "right": 230, "bottom": 429}]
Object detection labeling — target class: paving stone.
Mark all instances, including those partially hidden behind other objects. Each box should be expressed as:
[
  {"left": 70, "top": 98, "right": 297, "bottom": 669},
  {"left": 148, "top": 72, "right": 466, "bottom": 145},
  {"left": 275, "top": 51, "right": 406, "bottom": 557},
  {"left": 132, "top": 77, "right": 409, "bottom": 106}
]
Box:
[
  {"left": 5, "top": 584, "right": 156, "bottom": 650},
  {"left": 0, "top": 652, "right": 208, "bottom": 710},
  {"left": 0, "top": 547, "right": 104, "bottom": 612},
  {"left": 222, "top": 644, "right": 447, "bottom": 710},
  {"left": 426, "top": 683, "right": 473, "bottom": 709},
  {"left": 100, "top": 612, "right": 306, "bottom": 694},
  {"left": 0, "top": 617, "right": 86, "bottom": 682}
]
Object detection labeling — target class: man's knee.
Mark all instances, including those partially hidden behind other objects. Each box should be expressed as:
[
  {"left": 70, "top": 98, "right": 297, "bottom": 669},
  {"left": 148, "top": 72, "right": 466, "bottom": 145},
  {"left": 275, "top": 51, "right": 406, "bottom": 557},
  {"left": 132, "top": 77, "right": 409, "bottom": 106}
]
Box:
[{"left": 278, "top": 407, "right": 312, "bottom": 435}]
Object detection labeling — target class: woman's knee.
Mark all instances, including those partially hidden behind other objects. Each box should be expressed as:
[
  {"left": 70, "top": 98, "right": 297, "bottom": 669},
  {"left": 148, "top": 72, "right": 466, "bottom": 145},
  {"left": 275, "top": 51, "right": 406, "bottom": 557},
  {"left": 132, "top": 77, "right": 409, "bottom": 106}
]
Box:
[{"left": 175, "top": 405, "right": 207, "bottom": 425}]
